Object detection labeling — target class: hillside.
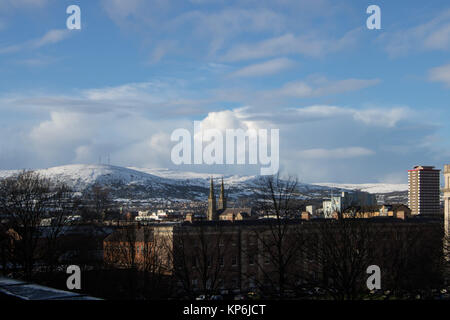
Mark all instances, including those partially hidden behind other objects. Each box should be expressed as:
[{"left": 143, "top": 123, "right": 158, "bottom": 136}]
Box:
[{"left": 0, "top": 164, "right": 408, "bottom": 202}]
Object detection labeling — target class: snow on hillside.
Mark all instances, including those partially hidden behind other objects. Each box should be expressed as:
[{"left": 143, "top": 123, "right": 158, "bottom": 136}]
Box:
[
  {"left": 44, "top": 164, "right": 173, "bottom": 188},
  {"left": 128, "top": 167, "right": 222, "bottom": 180},
  {"left": 0, "top": 169, "right": 20, "bottom": 179},
  {"left": 128, "top": 167, "right": 260, "bottom": 187},
  {"left": 0, "top": 164, "right": 169, "bottom": 190},
  {"left": 0, "top": 164, "right": 408, "bottom": 197},
  {"left": 0, "top": 164, "right": 262, "bottom": 196},
  {"left": 312, "top": 182, "right": 408, "bottom": 194}
]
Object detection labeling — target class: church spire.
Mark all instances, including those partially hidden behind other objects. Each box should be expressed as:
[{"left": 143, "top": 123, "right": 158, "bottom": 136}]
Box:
[
  {"left": 218, "top": 177, "right": 226, "bottom": 211},
  {"left": 207, "top": 177, "right": 217, "bottom": 220}
]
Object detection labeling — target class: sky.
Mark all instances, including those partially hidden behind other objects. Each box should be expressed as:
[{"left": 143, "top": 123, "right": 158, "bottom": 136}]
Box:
[{"left": 0, "top": 0, "right": 449, "bottom": 183}]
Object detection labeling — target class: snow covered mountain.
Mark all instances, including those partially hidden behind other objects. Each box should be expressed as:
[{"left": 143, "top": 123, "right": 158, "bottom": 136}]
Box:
[
  {"left": 311, "top": 182, "right": 408, "bottom": 194},
  {"left": 0, "top": 164, "right": 264, "bottom": 200},
  {"left": 0, "top": 164, "right": 168, "bottom": 190},
  {"left": 0, "top": 164, "right": 408, "bottom": 201}
]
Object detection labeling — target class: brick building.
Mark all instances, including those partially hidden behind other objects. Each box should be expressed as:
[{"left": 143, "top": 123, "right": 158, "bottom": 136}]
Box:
[{"left": 104, "top": 216, "right": 443, "bottom": 296}]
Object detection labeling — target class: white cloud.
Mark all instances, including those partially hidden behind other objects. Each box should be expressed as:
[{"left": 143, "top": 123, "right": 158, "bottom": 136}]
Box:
[
  {"left": 0, "top": 79, "right": 440, "bottom": 183},
  {"left": 32, "top": 29, "right": 70, "bottom": 48},
  {"left": 83, "top": 82, "right": 159, "bottom": 101},
  {"left": 229, "top": 58, "right": 296, "bottom": 78},
  {"left": 272, "top": 77, "right": 380, "bottom": 98},
  {"left": 0, "top": 0, "right": 49, "bottom": 10},
  {"left": 211, "top": 76, "right": 379, "bottom": 109},
  {"left": 221, "top": 29, "right": 360, "bottom": 62},
  {"left": 242, "top": 104, "right": 411, "bottom": 129},
  {"left": 199, "top": 110, "right": 247, "bottom": 132},
  {"left": 100, "top": 1, "right": 357, "bottom": 62},
  {"left": 13, "top": 55, "right": 60, "bottom": 67},
  {"left": 173, "top": 8, "right": 286, "bottom": 54},
  {"left": 429, "top": 63, "right": 450, "bottom": 88},
  {"left": 193, "top": 109, "right": 267, "bottom": 151},
  {"left": 293, "top": 105, "right": 349, "bottom": 119},
  {"left": 149, "top": 40, "right": 177, "bottom": 63},
  {"left": 0, "top": 43, "right": 22, "bottom": 54},
  {"left": 297, "top": 147, "right": 375, "bottom": 159},
  {"left": 29, "top": 112, "right": 95, "bottom": 162},
  {"left": 381, "top": 9, "right": 450, "bottom": 57},
  {"left": 221, "top": 34, "right": 317, "bottom": 61},
  {"left": 101, "top": 1, "right": 287, "bottom": 57},
  {"left": 0, "top": 80, "right": 219, "bottom": 125},
  {"left": 0, "top": 29, "right": 71, "bottom": 54},
  {"left": 100, "top": 0, "right": 146, "bottom": 22},
  {"left": 352, "top": 107, "right": 412, "bottom": 128},
  {"left": 27, "top": 109, "right": 185, "bottom": 168}
]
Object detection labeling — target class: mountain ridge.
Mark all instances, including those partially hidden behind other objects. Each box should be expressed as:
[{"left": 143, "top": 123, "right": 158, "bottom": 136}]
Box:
[{"left": 0, "top": 164, "right": 408, "bottom": 201}]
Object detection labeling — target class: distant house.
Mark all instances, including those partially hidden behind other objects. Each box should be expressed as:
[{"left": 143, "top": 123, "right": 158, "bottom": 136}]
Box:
[
  {"left": 219, "top": 208, "right": 252, "bottom": 222},
  {"left": 103, "top": 226, "right": 171, "bottom": 273},
  {"left": 323, "top": 191, "right": 377, "bottom": 218},
  {"left": 341, "top": 204, "right": 411, "bottom": 220}
]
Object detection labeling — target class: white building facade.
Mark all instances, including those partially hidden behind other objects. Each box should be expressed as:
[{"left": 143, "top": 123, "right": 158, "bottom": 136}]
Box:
[{"left": 322, "top": 191, "right": 377, "bottom": 218}]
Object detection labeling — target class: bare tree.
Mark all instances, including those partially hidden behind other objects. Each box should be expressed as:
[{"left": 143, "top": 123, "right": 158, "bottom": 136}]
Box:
[
  {"left": 249, "top": 174, "right": 305, "bottom": 297},
  {"left": 0, "top": 171, "right": 73, "bottom": 280},
  {"left": 301, "top": 213, "right": 445, "bottom": 300},
  {"left": 40, "top": 183, "right": 81, "bottom": 274},
  {"left": 170, "top": 223, "right": 233, "bottom": 299},
  {"left": 141, "top": 227, "right": 174, "bottom": 299},
  {"left": 82, "top": 183, "right": 113, "bottom": 222},
  {"left": 104, "top": 226, "right": 138, "bottom": 269},
  {"left": 310, "top": 218, "right": 379, "bottom": 300},
  {"left": 380, "top": 221, "right": 444, "bottom": 295},
  {"left": 103, "top": 225, "right": 175, "bottom": 299},
  {"left": 444, "top": 223, "right": 450, "bottom": 282}
]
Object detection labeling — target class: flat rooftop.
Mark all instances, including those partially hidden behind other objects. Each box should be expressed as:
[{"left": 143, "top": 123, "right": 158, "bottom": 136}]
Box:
[{"left": 0, "top": 277, "right": 101, "bottom": 300}]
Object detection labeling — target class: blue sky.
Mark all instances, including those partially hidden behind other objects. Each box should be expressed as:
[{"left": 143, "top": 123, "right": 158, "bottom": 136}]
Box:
[{"left": 0, "top": 0, "right": 449, "bottom": 183}]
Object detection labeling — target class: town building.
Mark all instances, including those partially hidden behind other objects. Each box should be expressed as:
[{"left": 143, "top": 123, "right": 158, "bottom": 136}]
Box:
[
  {"left": 206, "top": 177, "right": 253, "bottom": 222},
  {"left": 103, "top": 216, "right": 442, "bottom": 295},
  {"left": 305, "top": 205, "right": 317, "bottom": 216},
  {"left": 445, "top": 165, "right": 450, "bottom": 234},
  {"left": 322, "top": 191, "right": 377, "bottom": 218},
  {"left": 408, "top": 165, "right": 441, "bottom": 215},
  {"left": 341, "top": 204, "right": 411, "bottom": 220},
  {"left": 444, "top": 165, "right": 450, "bottom": 275}
]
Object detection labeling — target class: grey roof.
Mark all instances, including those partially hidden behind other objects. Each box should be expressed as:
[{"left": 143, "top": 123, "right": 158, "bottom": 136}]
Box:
[{"left": 0, "top": 277, "right": 102, "bottom": 300}]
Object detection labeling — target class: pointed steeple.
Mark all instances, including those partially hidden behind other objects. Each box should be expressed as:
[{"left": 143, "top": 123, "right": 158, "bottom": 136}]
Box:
[
  {"left": 218, "top": 177, "right": 226, "bottom": 211},
  {"left": 207, "top": 177, "right": 217, "bottom": 220},
  {"left": 209, "top": 177, "right": 215, "bottom": 198}
]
